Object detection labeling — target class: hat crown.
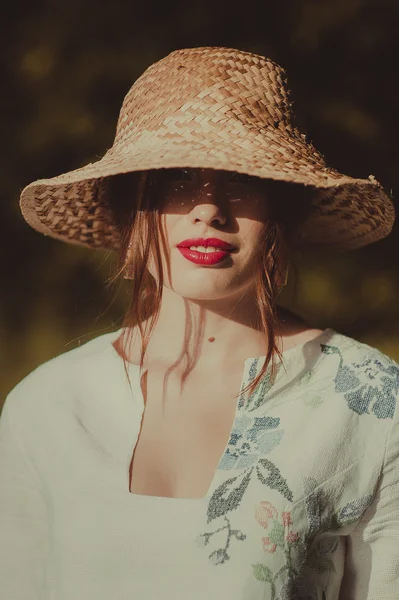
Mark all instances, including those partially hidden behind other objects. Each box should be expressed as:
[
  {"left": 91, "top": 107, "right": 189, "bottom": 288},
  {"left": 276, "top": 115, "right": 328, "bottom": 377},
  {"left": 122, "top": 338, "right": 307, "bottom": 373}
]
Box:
[{"left": 113, "top": 46, "right": 298, "bottom": 147}]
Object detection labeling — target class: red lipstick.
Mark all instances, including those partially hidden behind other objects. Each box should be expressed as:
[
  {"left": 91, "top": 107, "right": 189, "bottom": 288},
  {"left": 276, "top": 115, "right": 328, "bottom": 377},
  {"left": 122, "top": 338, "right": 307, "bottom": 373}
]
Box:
[
  {"left": 177, "top": 237, "right": 235, "bottom": 266},
  {"left": 177, "top": 237, "right": 235, "bottom": 250}
]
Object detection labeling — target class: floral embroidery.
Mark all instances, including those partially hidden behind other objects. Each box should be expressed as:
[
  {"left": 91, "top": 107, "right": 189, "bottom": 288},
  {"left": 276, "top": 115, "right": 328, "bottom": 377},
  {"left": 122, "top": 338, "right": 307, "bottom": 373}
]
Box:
[
  {"left": 255, "top": 459, "right": 294, "bottom": 502},
  {"left": 194, "top": 342, "right": 397, "bottom": 596},
  {"left": 278, "top": 478, "right": 374, "bottom": 599},
  {"left": 335, "top": 495, "right": 374, "bottom": 523},
  {"left": 196, "top": 361, "right": 292, "bottom": 564},
  {"left": 321, "top": 344, "right": 399, "bottom": 419},
  {"left": 196, "top": 459, "right": 293, "bottom": 564},
  {"left": 219, "top": 413, "right": 283, "bottom": 470},
  {"left": 249, "top": 486, "right": 374, "bottom": 599},
  {"left": 251, "top": 502, "right": 302, "bottom": 599},
  {"left": 244, "top": 358, "right": 282, "bottom": 411},
  {"left": 195, "top": 512, "right": 247, "bottom": 566},
  {"left": 302, "top": 476, "right": 373, "bottom": 533}
]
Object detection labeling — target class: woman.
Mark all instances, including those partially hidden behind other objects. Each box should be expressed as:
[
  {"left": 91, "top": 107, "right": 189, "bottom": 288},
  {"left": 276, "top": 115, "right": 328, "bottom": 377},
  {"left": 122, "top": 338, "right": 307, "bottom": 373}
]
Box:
[{"left": 1, "top": 46, "right": 398, "bottom": 599}]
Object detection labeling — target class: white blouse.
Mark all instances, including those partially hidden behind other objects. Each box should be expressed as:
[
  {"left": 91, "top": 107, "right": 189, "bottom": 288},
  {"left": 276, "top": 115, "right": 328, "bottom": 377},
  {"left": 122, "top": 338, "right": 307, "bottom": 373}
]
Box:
[{"left": 1, "top": 327, "right": 398, "bottom": 599}]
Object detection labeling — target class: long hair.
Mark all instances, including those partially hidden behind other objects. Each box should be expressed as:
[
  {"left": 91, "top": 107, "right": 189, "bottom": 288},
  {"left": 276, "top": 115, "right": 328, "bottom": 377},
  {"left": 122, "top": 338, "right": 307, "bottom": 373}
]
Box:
[{"left": 106, "top": 169, "right": 315, "bottom": 400}]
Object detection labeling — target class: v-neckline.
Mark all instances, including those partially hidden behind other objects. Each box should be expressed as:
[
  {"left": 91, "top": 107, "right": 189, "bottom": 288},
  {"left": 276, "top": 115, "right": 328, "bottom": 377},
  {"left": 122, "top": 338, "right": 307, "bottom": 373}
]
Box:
[
  {"left": 126, "top": 356, "right": 254, "bottom": 502},
  {"left": 104, "top": 326, "right": 336, "bottom": 504}
]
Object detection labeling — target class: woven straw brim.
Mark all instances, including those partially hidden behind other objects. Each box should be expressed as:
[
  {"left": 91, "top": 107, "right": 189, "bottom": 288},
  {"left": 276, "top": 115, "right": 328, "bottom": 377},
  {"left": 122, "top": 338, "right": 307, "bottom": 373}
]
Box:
[{"left": 20, "top": 127, "right": 395, "bottom": 253}]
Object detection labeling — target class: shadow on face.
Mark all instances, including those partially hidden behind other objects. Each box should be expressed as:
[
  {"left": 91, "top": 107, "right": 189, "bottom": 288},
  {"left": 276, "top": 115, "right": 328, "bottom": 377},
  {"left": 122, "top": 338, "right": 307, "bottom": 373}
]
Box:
[
  {"left": 107, "top": 166, "right": 316, "bottom": 255},
  {"left": 147, "top": 167, "right": 270, "bottom": 220}
]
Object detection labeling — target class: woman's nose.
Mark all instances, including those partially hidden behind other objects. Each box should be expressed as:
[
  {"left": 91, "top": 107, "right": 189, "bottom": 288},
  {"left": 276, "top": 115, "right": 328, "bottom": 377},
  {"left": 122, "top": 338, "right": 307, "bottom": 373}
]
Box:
[{"left": 188, "top": 198, "right": 228, "bottom": 226}]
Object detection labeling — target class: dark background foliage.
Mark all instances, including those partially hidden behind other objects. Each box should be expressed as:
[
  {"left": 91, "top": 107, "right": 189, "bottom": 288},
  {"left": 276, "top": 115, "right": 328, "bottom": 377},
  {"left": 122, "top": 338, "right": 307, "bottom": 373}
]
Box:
[{"left": 2, "top": 0, "right": 399, "bottom": 401}]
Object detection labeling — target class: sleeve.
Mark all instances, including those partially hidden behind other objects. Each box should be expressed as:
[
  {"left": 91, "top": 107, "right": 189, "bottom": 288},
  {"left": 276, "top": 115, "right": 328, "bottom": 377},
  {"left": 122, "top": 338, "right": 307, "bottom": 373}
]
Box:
[
  {"left": 0, "top": 394, "right": 49, "bottom": 598},
  {"left": 339, "top": 401, "right": 399, "bottom": 599}
]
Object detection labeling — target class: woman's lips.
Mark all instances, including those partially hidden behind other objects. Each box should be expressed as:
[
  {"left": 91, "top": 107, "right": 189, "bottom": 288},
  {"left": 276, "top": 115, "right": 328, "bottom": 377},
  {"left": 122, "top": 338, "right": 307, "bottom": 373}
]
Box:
[{"left": 177, "top": 247, "right": 232, "bottom": 265}]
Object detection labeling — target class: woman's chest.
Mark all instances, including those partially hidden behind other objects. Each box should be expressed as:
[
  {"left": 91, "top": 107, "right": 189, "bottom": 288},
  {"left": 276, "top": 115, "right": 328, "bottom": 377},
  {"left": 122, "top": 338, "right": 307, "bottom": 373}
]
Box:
[{"left": 129, "top": 366, "right": 246, "bottom": 499}]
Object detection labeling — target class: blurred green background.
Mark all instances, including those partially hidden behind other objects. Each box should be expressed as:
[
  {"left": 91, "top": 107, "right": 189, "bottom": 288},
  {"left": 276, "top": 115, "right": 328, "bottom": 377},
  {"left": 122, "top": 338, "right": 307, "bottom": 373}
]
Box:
[{"left": 2, "top": 0, "right": 399, "bottom": 403}]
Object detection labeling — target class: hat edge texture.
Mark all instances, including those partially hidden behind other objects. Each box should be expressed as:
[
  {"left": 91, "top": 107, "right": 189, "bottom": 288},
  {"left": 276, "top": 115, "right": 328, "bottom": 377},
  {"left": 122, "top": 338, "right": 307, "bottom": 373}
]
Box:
[{"left": 18, "top": 45, "right": 396, "bottom": 253}]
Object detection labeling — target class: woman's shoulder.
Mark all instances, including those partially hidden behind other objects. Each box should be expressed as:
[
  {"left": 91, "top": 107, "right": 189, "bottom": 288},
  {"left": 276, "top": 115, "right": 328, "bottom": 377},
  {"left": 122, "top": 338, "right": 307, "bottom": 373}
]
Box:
[{"left": 3, "top": 328, "right": 121, "bottom": 419}]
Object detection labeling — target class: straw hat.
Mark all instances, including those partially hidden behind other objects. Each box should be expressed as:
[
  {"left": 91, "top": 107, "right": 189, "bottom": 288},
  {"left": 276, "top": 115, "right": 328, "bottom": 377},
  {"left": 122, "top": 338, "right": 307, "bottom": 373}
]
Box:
[{"left": 19, "top": 46, "right": 395, "bottom": 253}]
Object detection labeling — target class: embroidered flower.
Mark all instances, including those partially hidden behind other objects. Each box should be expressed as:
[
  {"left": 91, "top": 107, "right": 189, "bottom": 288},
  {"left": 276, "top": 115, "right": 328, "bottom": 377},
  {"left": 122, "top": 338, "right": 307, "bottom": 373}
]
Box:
[
  {"left": 255, "top": 502, "right": 299, "bottom": 556},
  {"left": 321, "top": 344, "right": 399, "bottom": 419},
  {"left": 219, "top": 412, "right": 283, "bottom": 470},
  {"left": 252, "top": 503, "right": 302, "bottom": 595},
  {"left": 255, "top": 501, "right": 279, "bottom": 528}
]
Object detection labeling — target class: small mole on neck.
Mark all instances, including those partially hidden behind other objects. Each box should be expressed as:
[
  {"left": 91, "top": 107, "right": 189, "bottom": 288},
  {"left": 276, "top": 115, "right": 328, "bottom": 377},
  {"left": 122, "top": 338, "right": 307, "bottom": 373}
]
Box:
[{"left": 208, "top": 336, "right": 215, "bottom": 343}]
